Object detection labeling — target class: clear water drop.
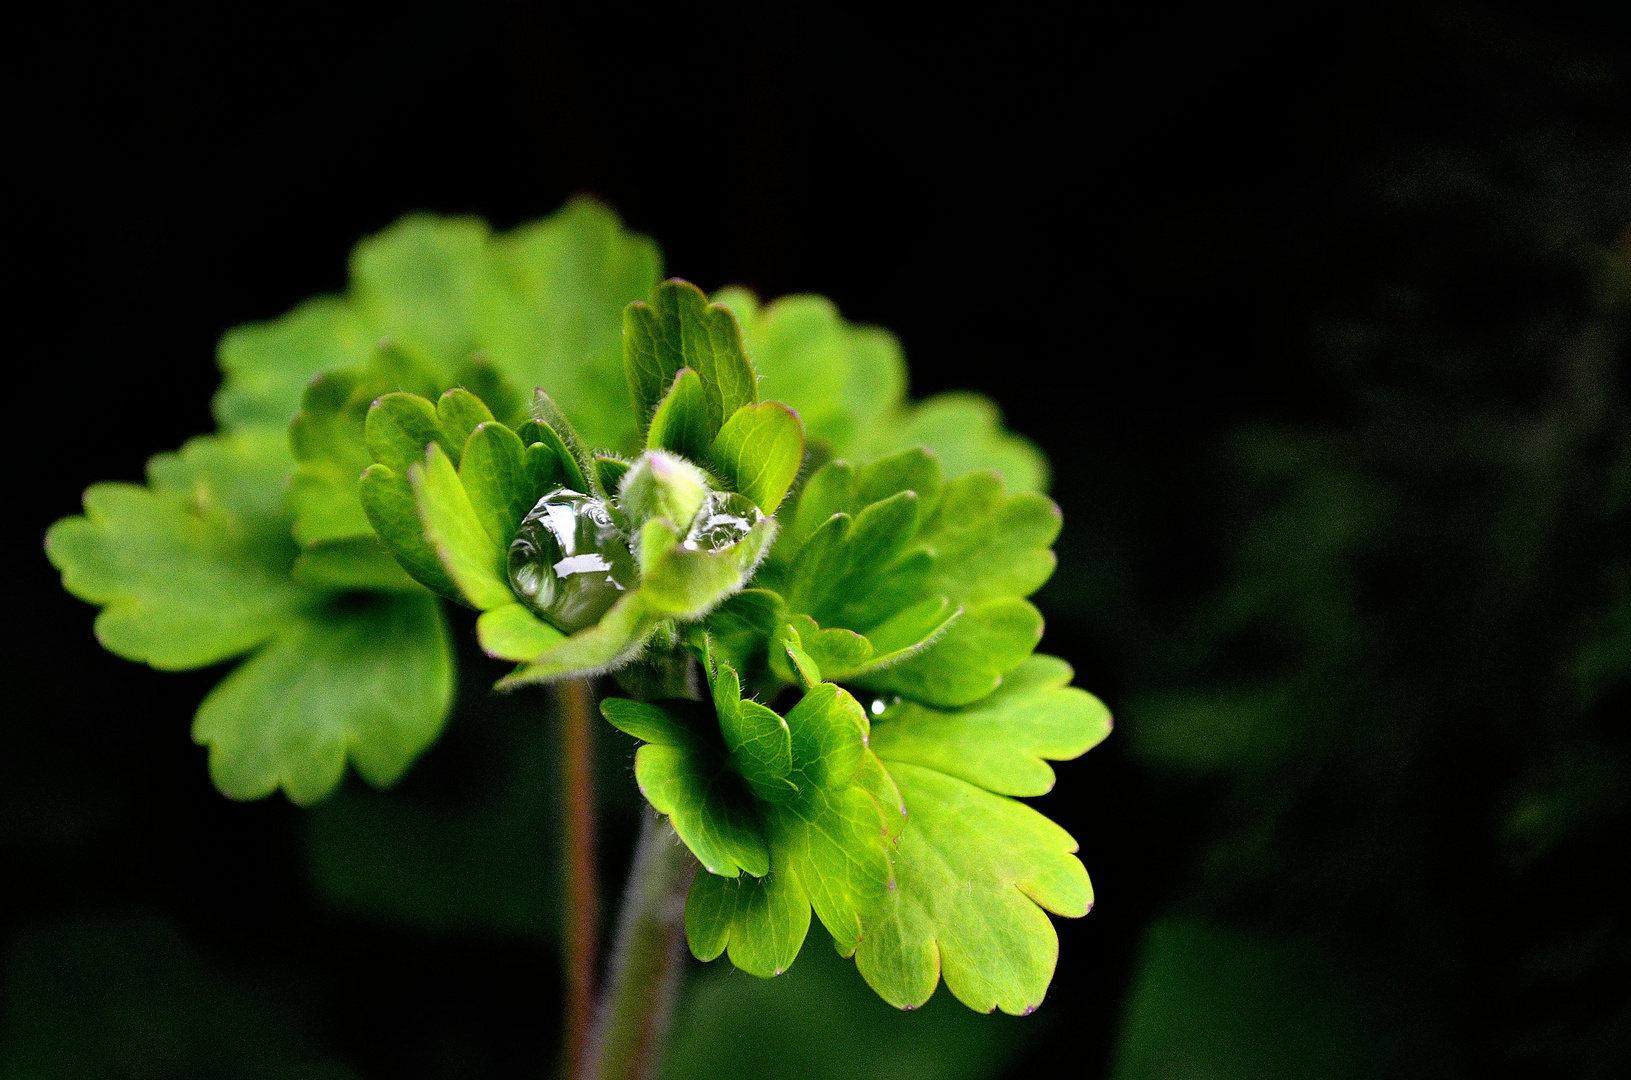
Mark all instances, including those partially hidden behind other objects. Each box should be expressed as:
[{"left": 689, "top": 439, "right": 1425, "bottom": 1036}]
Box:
[
  {"left": 683, "top": 491, "right": 763, "bottom": 551},
  {"left": 508, "top": 489, "right": 637, "bottom": 633}
]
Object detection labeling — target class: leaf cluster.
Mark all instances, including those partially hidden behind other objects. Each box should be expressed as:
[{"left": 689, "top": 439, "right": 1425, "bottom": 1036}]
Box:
[{"left": 46, "top": 198, "right": 1111, "bottom": 1014}]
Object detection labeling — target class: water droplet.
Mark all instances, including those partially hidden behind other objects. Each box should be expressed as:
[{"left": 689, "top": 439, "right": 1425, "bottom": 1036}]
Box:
[
  {"left": 508, "top": 489, "right": 637, "bottom": 633},
  {"left": 870, "top": 698, "right": 886, "bottom": 716},
  {"left": 683, "top": 491, "right": 763, "bottom": 551}
]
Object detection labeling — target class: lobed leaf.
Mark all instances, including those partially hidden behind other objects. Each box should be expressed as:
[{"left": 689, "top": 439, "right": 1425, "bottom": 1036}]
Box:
[
  {"left": 853, "top": 762, "right": 1091, "bottom": 1015},
  {"left": 870, "top": 655, "right": 1111, "bottom": 798},
  {"left": 625, "top": 279, "right": 757, "bottom": 437},
  {"left": 845, "top": 655, "right": 1109, "bottom": 1013},
  {"left": 718, "top": 289, "right": 1045, "bottom": 490},
  {"left": 213, "top": 297, "right": 377, "bottom": 430},
  {"left": 45, "top": 430, "right": 311, "bottom": 669},
  {"left": 483, "top": 197, "right": 663, "bottom": 449},
  {"left": 458, "top": 421, "right": 532, "bottom": 549},
  {"left": 193, "top": 592, "right": 454, "bottom": 806},
  {"left": 915, "top": 472, "right": 1061, "bottom": 606},
  {"left": 855, "top": 598, "right": 1045, "bottom": 708},
  {"left": 291, "top": 537, "right": 421, "bottom": 593},
  {"left": 677, "top": 669, "right": 895, "bottom": 971},
  {"left": 685, "top": 867, "right": 811, "bottom": 977},
  {"left": 601, "top": 697, "right": 768, "bottom": 877}
]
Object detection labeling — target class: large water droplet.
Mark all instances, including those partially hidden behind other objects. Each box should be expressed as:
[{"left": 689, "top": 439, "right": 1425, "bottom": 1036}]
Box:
[
  {"left": 508, "top": 489, "right": 637, "bottom": 633},
  {"left": 684, "top": 491, "right": 763, "bottom": 551}
]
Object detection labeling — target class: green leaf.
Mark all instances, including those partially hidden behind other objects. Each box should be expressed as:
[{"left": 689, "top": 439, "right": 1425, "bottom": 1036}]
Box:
[
  {"left": 856, "top": 598, "right": 1044, "bottom": 708},
  {"left": 709, "top": 402, "right": 805, "bottom": 514},
  {"left": 366, "top": 392, "right": 450, "bottom": 472},
  {"left": 287, "top": 353, "right": 444, "bottom": 552},
  {"left": 453, "top": 355, "right": 528, "bottom": 427},
  {"left": 349, "top": 214, "right": 494, "bottom": 380},
  {"left": 757, "top": 684, "right": 894, "bottom": 954},
  {"left": 625, "top": 280, "right": 757, "bottom": 437},
  {"left": 782, "top": 449, "right": 942, "bottom": 553},
  {"left": 721, "top": 290, "right": 1043, "bottom": 491},
  {"left": 685, "top": 868, "right": 811, "bottom": 978},
  {"left": 635, "top": 743, "right": 769, "bottom": 877},
  {"left": 601, "top": 697, "right": 708, "bottom": 746},
  {"left": 458, "top": 421, "right": 532, "bottom": 549},
  {"left": 530, "top": 389, "right": 601, "bottom": 497},
  {"left": 435, "top": 387, "right": 495, "bottom": 461},
  {"left": 358, "top": 393, "right": 465, "bottom": 599},
  {"left": 675, "top": 675, "right": 895, "bottom": 971},
  {"left": 516, "top": 417, "right": 588, "bottom": 494},
  {"left": 773, "top": 626, "right": 828, "bottom": 694},
  {"left": 845, "top": 656, "right": 1105, "bottom": 1014},
  {"left": 358, "top": 464, "right": 461, "bottom": 601},
  {"left": 291, "top": 537, "right": 422, "bottom": 593},
  {"left": 787, "top": 492, "right": 927, "bottom": 632},
  {"left": 498, "top": 590, "right": 661, "bottom": 686},
  {"left": 859, "top": 393, "right": 1049, "bottom": 494},
  {"left": 483, "top": 196, "right": 663, "bottom": 450},
  {"left": 213, "top": 296, "right": 378, "bottom": 430},
  {"left": 770, "top": 602, "right": 960, "bottom": 685},
  {"left": 870, "top": 655, "right": 1111, "bottom": 797},
  {"left": 288, "top": 461, "right": 374, "bottom": 547},
  {"left": 717, "top": 289, "right": 905, "bottom": 457},
  {"left": 707, "top": 650, "right": 796, "bottom": 803},
  {"left": 916, "top": 472, "right": 1060, "bottom": 605},
  {"left": 852, "top": 762, "right": 1090, "bottom": 1014},
  {"left": 647, "top": 368, "right": 713, "bottom": 462},
  {"left": 702, "top": 588, "right": 786, "bottom": 679},
  {"left": 45, "top": 430, "right": 312, "bottom": 669},
  {"left": 635, "top": 515, "right": 779, "bottom": 625},
  {"left": 474, "top": 603, "right": 565, "bottom": 663},
  {"left": 601, "top": 697, "right": 770, "bottom": 878},
  {"left": 192, "top": 593, "right": 454, "bottom": 806},
  {"left": 409, "top": 443, "right": 511, "bottom": 610}
]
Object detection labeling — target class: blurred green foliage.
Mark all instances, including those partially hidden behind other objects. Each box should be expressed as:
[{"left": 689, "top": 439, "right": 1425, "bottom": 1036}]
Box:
[
  {"left": 1082, "top": 78, "right": 1631, "bottom": 1080},
  {"left": 0, "top": 917, "right": 358, "bottom": 1080},
  {"left": 664, "top": 934, "right": 1029, "bottom": 1080}
]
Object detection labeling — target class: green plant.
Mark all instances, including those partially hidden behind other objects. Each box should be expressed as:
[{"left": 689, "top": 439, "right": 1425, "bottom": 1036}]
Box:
[{"left": 45, "top": 198, "right": 1108, "bottom": 1078}]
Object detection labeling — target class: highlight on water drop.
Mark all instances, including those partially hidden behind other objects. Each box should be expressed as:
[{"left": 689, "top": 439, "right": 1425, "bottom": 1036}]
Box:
[{"left": 507, "top": 489, "right": 638, "bottom": 633}]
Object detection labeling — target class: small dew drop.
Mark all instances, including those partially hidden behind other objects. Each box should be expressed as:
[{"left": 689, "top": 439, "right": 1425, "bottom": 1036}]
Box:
[
  {"left": 1021, "top": 1005, "right": 1037, "bottom": 1016},
  {"left": 901, "top": 1004, "right": 915, "bottom": 1012},
  {"left": 683, "top": 491, "right": 763, "bottom": 551},
  {"left": 870, "top": 698, "right": 885, "bottom": 716},
  {"left": 508, "top": 489, "right": 636, "bottom": 633}
]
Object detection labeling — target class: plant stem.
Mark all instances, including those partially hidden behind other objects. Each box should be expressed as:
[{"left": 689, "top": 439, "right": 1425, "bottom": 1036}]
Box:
[
  {"left": 559, "top": 678, "right": 601, "bottom": 1080},
  {"left": 577, "top": 808, "right": 696, "bottom": 1080}
]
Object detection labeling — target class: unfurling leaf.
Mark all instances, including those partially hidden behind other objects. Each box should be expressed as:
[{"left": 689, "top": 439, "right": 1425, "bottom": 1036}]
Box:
[{"left": 625, "top": 279, "right": 757, "bottom": 436}]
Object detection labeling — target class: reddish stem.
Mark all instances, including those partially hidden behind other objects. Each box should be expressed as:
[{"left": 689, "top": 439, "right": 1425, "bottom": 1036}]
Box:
[{"left": 559, "top": 678, "right": 600, "bottom": 1080}]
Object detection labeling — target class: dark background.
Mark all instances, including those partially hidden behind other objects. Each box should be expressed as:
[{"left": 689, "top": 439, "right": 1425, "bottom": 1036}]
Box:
[{"left": 9, "top": 2, "right": 1630, "bottom": 1078}]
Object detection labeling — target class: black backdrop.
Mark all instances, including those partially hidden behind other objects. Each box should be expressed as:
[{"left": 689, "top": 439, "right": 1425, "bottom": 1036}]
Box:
[{"left": 11, "top": 3, "right": 1629, "bottom": 1078}]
